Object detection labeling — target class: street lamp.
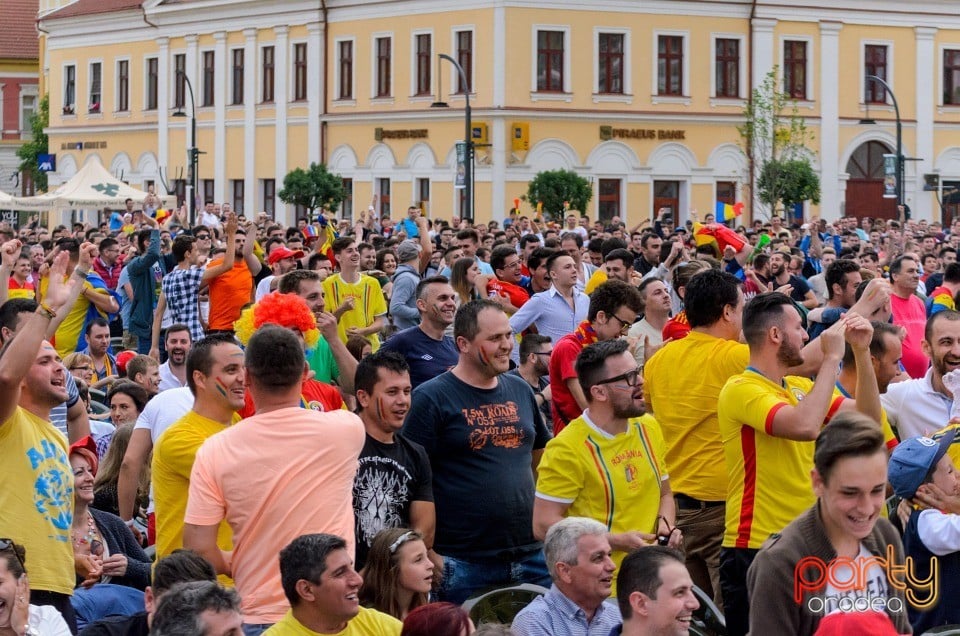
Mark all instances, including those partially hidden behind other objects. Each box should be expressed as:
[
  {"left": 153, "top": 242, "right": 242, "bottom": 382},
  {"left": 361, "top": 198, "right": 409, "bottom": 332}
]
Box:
[
  {"left": 172, "top": 70, "right": 198, "bottom": 226},
  {"left": 431, "top": 53, "right": 473, "bottom": 223},
  {"left": 860, "top": 74, "right": 905, "bottom": 221}
]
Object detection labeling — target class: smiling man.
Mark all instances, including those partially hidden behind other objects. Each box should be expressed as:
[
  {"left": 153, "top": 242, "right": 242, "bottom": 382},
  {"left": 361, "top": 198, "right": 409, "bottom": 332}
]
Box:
[
  {"left": 889, "top": 255, "right": 929, "bottom": 378},
  {"left": 614, "top": 546, "right": 699, "bottom": 636},
  {"left": 158, "top": 324, "right": 192, "bottom": 391},
  {"left": 512, "top": 517, "right": 621, "bottom": 635}
]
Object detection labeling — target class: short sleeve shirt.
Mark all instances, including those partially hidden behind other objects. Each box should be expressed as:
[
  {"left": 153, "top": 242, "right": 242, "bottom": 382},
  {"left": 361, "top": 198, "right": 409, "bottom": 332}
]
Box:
[
  {"left": 206, "top": 259, "right": 254, "bottom": 331},
  {"left": 380, "top": 326, "right": 459, "bottom": 389},
  {"left": 323, "top": 274, "right": 388, "bottom": 352}
]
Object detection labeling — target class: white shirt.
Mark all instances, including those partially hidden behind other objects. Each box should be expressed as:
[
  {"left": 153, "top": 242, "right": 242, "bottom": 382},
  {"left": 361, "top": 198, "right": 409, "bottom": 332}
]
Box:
[
  {"left": 255, "top": 275, "right": 276, "bottom": 301},
  {"left": 134, "top": 386, "right": 194, "bottom": 514},
  {"left": 158, "top": 360, "right": 188, "bottom": 392},
  {"left": 27, "top": 604, "right": 71, "bottom": 636},
  {"left": 880, "top": 368, "right": 953, "bottom": 439},
  {"left": 917, "top": 508, "right": 960, "bottom": 555}
]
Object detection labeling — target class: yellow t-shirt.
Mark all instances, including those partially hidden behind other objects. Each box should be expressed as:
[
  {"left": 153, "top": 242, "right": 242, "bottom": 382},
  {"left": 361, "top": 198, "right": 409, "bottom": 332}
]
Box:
[
  {"left": 40, "top": 276, "right": 108, "bottom": 358},
  {"left": 643, "top": 332, "right": 749, "bottom": 501},
  {"left": 535, "top": 411, "right": 666, "bottom": 582},
  {"left": 0, "top": 407, "right": 75, "bottom": 594},
  {"left": 584, "top": 268, "right": 608, "bottom": 295},
  {"left": 719, "top": 370, "right": 845, "bottom": 550},
  {"left": 934, "top": 421, "right": 960, "bottom": 469},
  {"left": 264, "top": 607, "right": 402, "bottom": 636},
  {"left": 322, "top": 274, "right": 387, "bottom": 352},
  {"left": 152, "top": 410, "right": 234, "bottom": 579}
]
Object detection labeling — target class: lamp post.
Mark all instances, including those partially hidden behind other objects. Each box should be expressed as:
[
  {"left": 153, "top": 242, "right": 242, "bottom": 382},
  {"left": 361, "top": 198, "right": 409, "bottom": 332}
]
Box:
[
  {"left": 860, "top": 74, "right": 904, "bottom": 221},
  {"left": 172, "top": 70, "right": 198, "bottom": 226},
  {"left": 431, "top": 53, "right": 473, "bottom": 223}
]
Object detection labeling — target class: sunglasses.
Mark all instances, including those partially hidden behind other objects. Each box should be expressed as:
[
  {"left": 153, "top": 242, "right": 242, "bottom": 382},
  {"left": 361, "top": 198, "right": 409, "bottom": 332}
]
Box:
[{"left": 0, "top": 538, "right": 25, "bottom": 574}]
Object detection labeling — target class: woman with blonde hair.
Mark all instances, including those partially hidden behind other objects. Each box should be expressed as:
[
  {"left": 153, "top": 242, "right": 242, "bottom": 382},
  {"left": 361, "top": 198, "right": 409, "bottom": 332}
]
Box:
[
  {"left": 359, "top": 528, "right": 433, "bottom": 620},
  {"left": 450, "top": 257, "right": 485, "bottom": 305}
]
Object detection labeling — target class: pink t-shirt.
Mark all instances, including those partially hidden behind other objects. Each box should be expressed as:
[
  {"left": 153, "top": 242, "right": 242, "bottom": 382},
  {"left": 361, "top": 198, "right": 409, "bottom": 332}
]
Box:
[
  {"left": 891, "top": 293, "right": 929, "bottom": 379},
  {"left": 185, "top": 407, "right": 365, "bottom": 623}
]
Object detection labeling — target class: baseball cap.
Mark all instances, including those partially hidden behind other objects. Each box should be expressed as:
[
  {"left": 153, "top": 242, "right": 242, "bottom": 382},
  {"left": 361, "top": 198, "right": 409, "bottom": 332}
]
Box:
[
  {"left": 887, "top": 428, "right": 957, "bottom": 499},
  {"left": 268, "top": 246, "right": 304, "bottom": 265},
  {"left": 115, "top": 350, "right": 137, "bottom": 376},
  {"left": 396, "top": 240, "right": 421, "bottom": 263},
  {"left": 813, "top": 610, "right": 898, "bottom": 636}
]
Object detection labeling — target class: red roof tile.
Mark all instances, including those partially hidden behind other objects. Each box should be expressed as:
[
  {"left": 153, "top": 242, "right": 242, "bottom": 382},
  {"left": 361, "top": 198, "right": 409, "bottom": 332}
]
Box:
[
  {"left": 0, "top": 0, "right": 39, "bottom": 60},
  {"left": 43, "top": 0, "right": 143, "bottom": 20}
]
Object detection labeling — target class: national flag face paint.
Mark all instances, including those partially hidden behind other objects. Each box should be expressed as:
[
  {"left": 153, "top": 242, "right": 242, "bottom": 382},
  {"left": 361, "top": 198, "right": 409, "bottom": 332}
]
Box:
[
  {"left": 478, "top": 347, "right": 491, "bottom": 367},
  {"left": 214, "top": 377, "right": 229, "bottom": 397}
]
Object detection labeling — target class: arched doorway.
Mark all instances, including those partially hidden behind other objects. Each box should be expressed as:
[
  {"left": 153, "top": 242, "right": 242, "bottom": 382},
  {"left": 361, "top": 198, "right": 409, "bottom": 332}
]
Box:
[{"left": 844, "top": 141, "right": 898, "bottom": 220}]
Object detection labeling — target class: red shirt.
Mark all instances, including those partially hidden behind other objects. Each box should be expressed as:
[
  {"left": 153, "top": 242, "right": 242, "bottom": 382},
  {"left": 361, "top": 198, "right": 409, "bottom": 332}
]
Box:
[
  {"left": 891, "top": 293, "right": 929, "bottom": 379},
  {"left": 486, "top": 279, "right": 530, "bottom": 309},
  {"left": 238, "top": 379, "right": 345, "bottom": 418},
  {"left": 662, "top": 310, "right": 691, "bottom": 341},
  {"left": 548, "top": 321, "right": 598, "bottom": 435}
]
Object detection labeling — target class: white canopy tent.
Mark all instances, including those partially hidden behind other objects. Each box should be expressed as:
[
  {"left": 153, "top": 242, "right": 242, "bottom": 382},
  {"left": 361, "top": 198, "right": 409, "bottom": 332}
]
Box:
[{"left": 9, "top": 160, "right": 165, "bottom": 210}]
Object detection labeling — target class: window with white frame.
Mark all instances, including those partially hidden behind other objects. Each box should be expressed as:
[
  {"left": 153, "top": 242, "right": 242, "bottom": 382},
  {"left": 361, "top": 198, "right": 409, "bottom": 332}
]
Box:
[
  {"left": 173, "top": 53, "right": 186, "bottom": 109},
  {"left": 262, "top": 45, "right": 275, "bottom": 103},
  {"left": 714, "top": 38, "right": 740, "bottom": 98},
  {"left": 145, "top": 57, "right": 158, "bottom": 110},
  {"left": 597, "top": 32, "right": 625, "bottom": 94},
  {"left": 536, "top": 30, "right": 565, "bottom": 92},
  {"left": 64, "top": 64, "right": 76, "bottom": 112},
  {"left": 231, "top": 48, "right": 244, "bottom": 105},
  {"left": 20, "top": 93, "right": 36, "bottom": 135},
  {"left": 783, "top": 39, "right": 808, "bottom": 100},
  {"left": 336, "top": 39, "right": 354, "bottom": 100},
  {"left": 455, "top": 29, "right": 473, "bottom": 93},
  {"left": 414, "top": 33, "right": 432, "bottom": 96},
  {"left": 293, "top": 42, "right": 308, "bottom": 101},
  {"left": 89, "top": 62, "right": 102, "bottom": 112},
  {"left": 117, "top": 60, "right": 129, "bottom": 111},
  {"left": 202, "top": 51, "right": 215, "bottom": 107},
  {"left": 657, "top": 35, "right": 683, "bottom": 96},
  {"left": 374, "top": 36, "right": 392, "bottom": 98}
]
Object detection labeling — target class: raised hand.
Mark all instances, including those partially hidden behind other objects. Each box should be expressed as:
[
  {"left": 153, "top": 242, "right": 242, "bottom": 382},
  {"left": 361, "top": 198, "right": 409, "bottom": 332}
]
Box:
[
  {"left": 44, "top": 251, "right": 81, "bottom": 312},
  {"left": 224, "top": 212, "right": 238, "bottom": 237},
  {"left": 78, "top": 241, "right": 97, "bottom": 272},
  {"left": 0, "top": 239, "right": 21, "bottom": 270},
  {"left": 819, "top": 318, "right": 846, "bottom": 361},
  {"left": 842, "top": 312, "right": 874, "bottom": 351}
]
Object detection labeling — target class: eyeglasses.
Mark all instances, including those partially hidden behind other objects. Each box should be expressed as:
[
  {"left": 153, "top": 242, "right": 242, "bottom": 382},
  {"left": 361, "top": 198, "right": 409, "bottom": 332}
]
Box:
[
  {"left": 0, "top": 538, "right": 26, "bottom": 574},
  {"left": 195, "top": 234, "right": 211, "bottom": 240},
  {"left": 607, "top": 314, "right": 634, "bottom": 334},
  {"left": 594, "top": 366, "right": 643, "bottom": 388},
  {"left": 389, "top": 531, "right": 416, "bottom": 554}
]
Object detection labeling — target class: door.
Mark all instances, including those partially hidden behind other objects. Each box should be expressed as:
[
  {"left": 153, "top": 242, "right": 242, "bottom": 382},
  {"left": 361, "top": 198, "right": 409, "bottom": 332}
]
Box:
[
  {"left": 598, "top": 178, "right": 621, "bottom": 222},
  {"left": 844, "top": 141, "right": 898, "bottom": 220},
  {"left": 653, "top": 180, "right": 680, "bottom": 222}
]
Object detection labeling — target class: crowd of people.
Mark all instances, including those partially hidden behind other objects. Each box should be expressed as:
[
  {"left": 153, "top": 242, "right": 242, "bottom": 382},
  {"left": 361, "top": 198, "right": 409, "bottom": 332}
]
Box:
[{"left": 6, "top": 198, "right": 960, "bottom": 636}]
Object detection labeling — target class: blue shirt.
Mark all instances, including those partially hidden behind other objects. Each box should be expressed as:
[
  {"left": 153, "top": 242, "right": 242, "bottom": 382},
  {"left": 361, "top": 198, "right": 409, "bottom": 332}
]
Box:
[
  {"left": 512, "top": 585, "right": 622, "bottom": 636},
  {"left": 381, "top": 325, "right": 459, "bottom": 389},
  {"left": 509, "top": 285, "right": 590, "bottom": 345}
]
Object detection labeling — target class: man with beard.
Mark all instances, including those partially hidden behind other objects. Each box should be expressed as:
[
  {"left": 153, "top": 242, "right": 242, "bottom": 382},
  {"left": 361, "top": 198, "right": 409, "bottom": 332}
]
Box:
[
  {"left": 158, "top": 324, "right": 191, "bottom": 391},
  {"left": 716, "top": 293, "right": 881, "bottom": 636},
  {"left": 380, "top": 276, "right": 458, "bottom": 389},
  {"left": 351, "top": 352, "right": 434, "bottom": 571},
  {"left": 882, "top": 310, "right": 960, "bottom": 439},
  {"left": 205, "top": 218, "right": 262, "bottom": 335},
  {"left": 889, "top": 255, "right": 929, "bottom": 378},
  {"left": 255, "top": 245, "right": 304, "bottom": 301},
  {"left": 768, "top": 249, "right": 817, "bottom": 309},
  {"left": 508, "top": 334, "right": 554, "bottom": 433},
  {"left": 402, "top": 300, "right": 552, "bottom": 604},
  {"left": 533, "top": 339, "right": 679, "bottom": 592}
]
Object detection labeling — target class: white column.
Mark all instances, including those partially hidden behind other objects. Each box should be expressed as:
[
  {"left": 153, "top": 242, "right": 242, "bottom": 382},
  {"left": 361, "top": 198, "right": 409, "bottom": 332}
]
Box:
[
  {"left": 243, "top": 28, "right": 257, "bottom": 216},
  {"left": 493, "top": 5, "right": 506, "bottom": 108},
  {"left": 157, "top": 37, "right": 169, "bottom": 179},
  {"left": 750, "top": 18, "right": 777, "bottom": 218},
  {"left": 274, "top": 26, "right": 289, "bottom": 225},
  {"left": 307, "top": 22, "right": 323, "bottom": 166},
  {"left": 915, "top": 27, "right": 937, "bottom": 222},
  {"left": 819, "top": 22, "right": 842, "bottom": 221},
  {"left": 490, "top": 5, "right": 506, "bottom": 219},
  {"left": 213, "top": 31, "right": 227, "bottom": 205}
]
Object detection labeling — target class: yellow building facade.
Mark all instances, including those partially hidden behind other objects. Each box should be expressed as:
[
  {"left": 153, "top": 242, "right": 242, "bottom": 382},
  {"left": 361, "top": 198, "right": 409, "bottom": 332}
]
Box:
[{"left": 38, "top": 0, "right": 960, "bottom": 226}]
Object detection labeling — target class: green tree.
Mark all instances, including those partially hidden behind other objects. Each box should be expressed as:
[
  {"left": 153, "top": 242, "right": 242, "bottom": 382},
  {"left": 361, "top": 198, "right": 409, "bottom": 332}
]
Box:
[
  {"left": 738, "top": 68, "right": 819, "bottom": 219},
  {"left": 278, "top": 162, "right": 346, "bottom": 214},
  {"left": 526, "top": 169, "right": 592, "bottom": 219},
  {"left": 16, "top": 94, "right": 49, "bottom": 192}
]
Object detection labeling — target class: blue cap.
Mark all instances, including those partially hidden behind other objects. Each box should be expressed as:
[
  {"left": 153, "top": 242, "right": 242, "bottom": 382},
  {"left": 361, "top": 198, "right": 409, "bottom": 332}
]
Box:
[{"left": 887, "top": 428, "right": 957, "bottom": 499}]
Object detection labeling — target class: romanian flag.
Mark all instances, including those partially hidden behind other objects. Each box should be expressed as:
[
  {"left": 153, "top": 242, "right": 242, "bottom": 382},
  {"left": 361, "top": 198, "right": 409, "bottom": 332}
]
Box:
[
  {"left": 694, "top": 222, "right": 747, "bottom": 257},
  {"left": 715, "top": 201, "right": 744, "bottom": 224},
  {"left": 316, "top": 216, "right": 340, "bottom": 269}
]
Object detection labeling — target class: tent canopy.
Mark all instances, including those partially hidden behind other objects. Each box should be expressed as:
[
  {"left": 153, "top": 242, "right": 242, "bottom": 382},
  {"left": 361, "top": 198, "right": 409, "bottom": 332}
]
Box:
[{"left": 10, "top": 160, "right": 154, "bottom": 210}]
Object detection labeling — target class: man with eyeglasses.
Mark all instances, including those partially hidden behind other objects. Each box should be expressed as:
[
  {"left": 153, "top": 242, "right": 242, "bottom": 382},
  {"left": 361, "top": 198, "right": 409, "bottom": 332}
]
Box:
[
  {"left": 534, "top": 339, "right": 679, "bottom": 594},
  {"left": 548, "top": 280, "right": 644, "bottom": 435},
  {"left": 508, "top": 333, "right": 554, "bottom": 432},
  {"left": 486, "top": 244, "right": 531, "bottom": 315}
]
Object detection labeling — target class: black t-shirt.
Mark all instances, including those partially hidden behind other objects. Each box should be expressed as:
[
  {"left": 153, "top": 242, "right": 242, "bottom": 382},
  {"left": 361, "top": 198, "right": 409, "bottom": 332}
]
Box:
[
  {"left": 353, "top": 432, "right": 433, "bottom": 569},
  {"left": 381, "top": 327, "right": 459, "bottom": 389},
  {"left": 79, "top": 611, "right": 149, "bottom": 636},
  {"left": 403, "top": 371, "right": 551, "bottom": 559},
  {"left": 784, "top": 274, "right": 811, "bottom": 303},
  {"left": 506, "top": 368, "right": 553, "bottom": 432}
]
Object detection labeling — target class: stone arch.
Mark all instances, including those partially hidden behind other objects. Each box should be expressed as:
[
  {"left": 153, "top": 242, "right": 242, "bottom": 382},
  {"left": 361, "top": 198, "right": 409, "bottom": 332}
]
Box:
[
  {"left": 524, "top": 138, "right": 580, "bottom": 171},
  {"left": 329, "top": 144, "right": 359, "bottom": 173},
  {"left": 406, "top": 142, "right": 438, "bottom": 171},
  {"left": 110, "top": 152, "right": 133, "bottom": 179},
  {"left": 136, "top": 151, "right": 158, "bottom": 176},
  {"left": 58, "top": 154, "right": 78, "bottom": 178},
  {"left": 585, "top": 141, "right": 641, "bottom": 173},
  {"left": 706, "top": 143, "right": 748, "bottom": 178},
  {"left": 647, "top": 142, "right": 698, "bottom": 175},
  {"left": 839, "top": 130, "right": 898, "bottom": 177},
  {"left": 365, "top": 143, "right": 397, "bottom": 171},
  {"left": 936, "top": 147, "right": 960, "bottom": 177}
]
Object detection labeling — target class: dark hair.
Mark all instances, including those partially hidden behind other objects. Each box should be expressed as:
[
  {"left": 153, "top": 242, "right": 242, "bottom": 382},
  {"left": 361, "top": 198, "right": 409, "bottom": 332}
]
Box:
[
  {"left": 616, "top": 546, "right": 686, "bottom": 618},
  {"left": 354, "top": 351, "right": 409, "bottom": 409},
  {"left": 150, "top": 581, "right": 241, "bottom": 636},
  {"left": 245, "top": 325, "right": 305, "bottom": 390},
  {"left": 671, "top": 260, "right": 712, "bottom": 295},
  {"left": 0, "top": 540, "right": 26, "bottom": 578},
  {"left": 415, "top": 275, "right": 451, "bottom": 301},
  {"left": 84, "top": 316, "right": 110, "bottom": 336},
  {"left": 944, "top": 262, "right": 960, "bottom": 285},
  {"left": 331, "top": 236, "right": 357, "bottom": 255},
  {"left": 135, "top": 228, "right": 153, "bottom": 254},
  {"left": 684, "top": 270, "right": 741, "bottom": 328},
  {"left": 825, "top": 259, "right": 861, "bottom": 301},
  {"left": 98, "top": 237, "right": 118, "bottom": 253},
  {"left": 519, "top": 234, "right": 541, "bottom": 249},
  {"left": 456, "top": 229, "right": 479, "bottom": 244},
  {"left": 165, "top": 324, "right": 192, "bottom": 342},
  {"left": 152, "top": 550, "right": 218, "bottom": 595},
  {"left": 604, "top": 248, "right": 634, "bottom": 269},
  {"left": 185, "top": 334, "right": 239, "bottom": 394},
  {"left": 741, "top": 292, "right": 796, "bottom": 347},
  {"left": 575, "top": 339, "right": 630, "bottom": 397},
  {"left": 813, "top": 411, "right": 885, "bottom": 484},
  {"left": 641, "top": 233, "right": 662, "bottom": 250},
  {"left": 308, "top": 252, "right": 332, "bottom": 270},
  {"left": 278, "top": 269, "right": 320, "bottom": 294},
  {"left": 600, "top": 238, "right": 627, "bottom": 258},
  {"left": 453, "top": 298, "right": 504, "bottom": 342},
  {"left": 888, "top": 254, "right": 916, "bottom": 277},
  {"left": 527, "top": 247, "right": 556, "bottom": 273},
  {"left": 860, "top": 249, "right": 879, "bottom": 263},
  {"left": 375, "top": 248, "right": 397, "bottom": 271},
  {"left": 842, "top": 321, "right": 902, "bottom": 367},
  {"left": 172, "top": 235, "right": 197, "bottom": 263},
  {"left": 107, "top": 380, "right": 149, "bottom": 413},
  {"left": 401, "top": 602, "right": 472, "bottom": 636},
  {"left": 545, "top": 250, "right": 572, "bottom": 275},
  {"left": 519, "top": 333, "right": 551, "bottom": 361},
  {"left": 346, "top": 335, "right": 371, "bottom": 361},
  {"left": 588, "top": 280, "right": 643, "bottom": 322},
  {"left": 490, "top": 244, "right": 519, "bottom": 273},
  {"left": 925, "top": 309, "right": 960, "bottom": 343},
  {"left": 279, "top": 534, "right": 348, "bottom": 606},
  {"left": 0, "top": 298, "right": 37, "bottom": 342},
  {"left": 560, "top": 231, "right": 583, "bottom": 248},
  {"left": 940, "top": 246, "right": 958, "bottom": 259}
]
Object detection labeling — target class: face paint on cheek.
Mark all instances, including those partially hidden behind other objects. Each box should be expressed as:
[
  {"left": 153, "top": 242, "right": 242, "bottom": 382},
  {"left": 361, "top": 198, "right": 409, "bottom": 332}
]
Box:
[
  {"left": 478, "top": 348, "right": 490, "bottom": 367},
  {"left": 214, "top": 377, "right": 229, "bottom": 397},
  {"left": 376, "top": 396, "right": 386, "bottom": 423}
]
